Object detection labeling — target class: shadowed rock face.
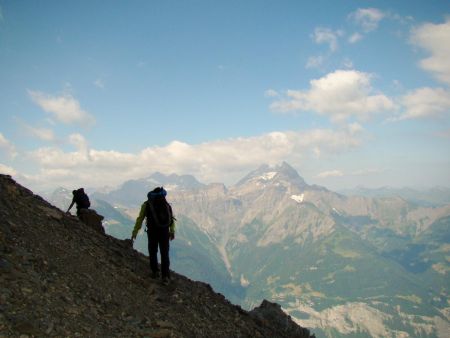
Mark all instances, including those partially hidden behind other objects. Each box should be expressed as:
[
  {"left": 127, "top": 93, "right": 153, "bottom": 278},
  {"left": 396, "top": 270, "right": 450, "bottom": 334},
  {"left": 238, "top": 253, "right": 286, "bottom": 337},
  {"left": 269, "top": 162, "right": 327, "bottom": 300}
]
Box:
[
  {"left": 0, "top": 174, "right": 314, "bottom": 337},
  {"left": 250, "top": 300, "right": 313, "bottom": 337}
]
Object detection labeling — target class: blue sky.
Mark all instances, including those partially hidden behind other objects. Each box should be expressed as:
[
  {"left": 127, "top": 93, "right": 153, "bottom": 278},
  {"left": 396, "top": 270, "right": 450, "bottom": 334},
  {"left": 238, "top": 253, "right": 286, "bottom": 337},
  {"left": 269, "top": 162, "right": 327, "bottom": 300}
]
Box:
[{"left": 0, "top": 0, "right": 449, "bottom": 191}]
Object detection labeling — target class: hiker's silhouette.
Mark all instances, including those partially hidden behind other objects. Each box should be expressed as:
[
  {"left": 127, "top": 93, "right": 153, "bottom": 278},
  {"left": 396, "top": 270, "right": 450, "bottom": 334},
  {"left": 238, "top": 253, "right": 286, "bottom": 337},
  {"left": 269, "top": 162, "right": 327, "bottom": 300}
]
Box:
[
  {"left": 131, "top": 187, "right": 176, "bottom": 285},
  {"left": 67, "top": 188, "right": 90, "bottom": 216}
]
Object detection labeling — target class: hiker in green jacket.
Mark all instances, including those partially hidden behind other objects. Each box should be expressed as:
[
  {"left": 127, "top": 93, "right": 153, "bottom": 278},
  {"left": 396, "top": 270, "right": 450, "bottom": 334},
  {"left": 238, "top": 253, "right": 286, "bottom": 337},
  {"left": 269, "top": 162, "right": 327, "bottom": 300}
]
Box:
[{"left": 131, "top": 187, "right": 175, "bottom": 285}]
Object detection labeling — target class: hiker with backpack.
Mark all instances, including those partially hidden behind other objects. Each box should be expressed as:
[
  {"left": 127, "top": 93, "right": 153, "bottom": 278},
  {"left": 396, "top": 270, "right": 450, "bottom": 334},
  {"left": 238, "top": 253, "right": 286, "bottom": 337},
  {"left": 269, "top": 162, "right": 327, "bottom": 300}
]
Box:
[
  {"left": 67, "top": 188, "right": 91, "bottom": 216},
  {"left": 131, "top": 187, "right": 176, "bottom": 285}
]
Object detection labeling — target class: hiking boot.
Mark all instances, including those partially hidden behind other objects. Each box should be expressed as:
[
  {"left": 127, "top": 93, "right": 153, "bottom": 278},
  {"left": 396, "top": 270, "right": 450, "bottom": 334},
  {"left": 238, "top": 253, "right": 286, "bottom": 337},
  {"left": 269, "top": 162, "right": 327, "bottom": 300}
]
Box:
[
  {"left": 150, "top": 271, "right": 160, "bottom": 279},
  {"left": 161, "top": 277, "right": 170, "bottom": 285}
]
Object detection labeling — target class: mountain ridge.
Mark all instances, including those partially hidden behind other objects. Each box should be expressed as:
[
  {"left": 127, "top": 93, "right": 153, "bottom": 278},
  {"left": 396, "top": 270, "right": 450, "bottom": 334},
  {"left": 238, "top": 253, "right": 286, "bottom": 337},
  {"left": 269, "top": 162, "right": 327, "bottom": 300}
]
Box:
[{"left": 0, "top": 174, "right": 313, "bottom": 337}]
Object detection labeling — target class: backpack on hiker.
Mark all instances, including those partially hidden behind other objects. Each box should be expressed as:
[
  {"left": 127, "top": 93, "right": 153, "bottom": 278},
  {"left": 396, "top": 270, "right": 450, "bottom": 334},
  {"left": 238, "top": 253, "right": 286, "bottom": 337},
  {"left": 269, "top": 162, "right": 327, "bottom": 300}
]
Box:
[
  {"left": 146, "top": 187, "right": 173, "bottom": 227},
  {"left": 75, "top": 188, "right": 90, "bottom": 209}
]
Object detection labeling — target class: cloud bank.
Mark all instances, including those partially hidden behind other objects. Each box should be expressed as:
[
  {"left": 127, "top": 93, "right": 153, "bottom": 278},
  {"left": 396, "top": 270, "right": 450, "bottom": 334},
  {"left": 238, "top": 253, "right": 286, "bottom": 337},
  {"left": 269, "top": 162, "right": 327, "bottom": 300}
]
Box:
[
  {"left": 270, "top": 70, "right": 396, "bottom": 122},
  {"left": 18, "top": 125, "right": 363, "bottom": 190}
]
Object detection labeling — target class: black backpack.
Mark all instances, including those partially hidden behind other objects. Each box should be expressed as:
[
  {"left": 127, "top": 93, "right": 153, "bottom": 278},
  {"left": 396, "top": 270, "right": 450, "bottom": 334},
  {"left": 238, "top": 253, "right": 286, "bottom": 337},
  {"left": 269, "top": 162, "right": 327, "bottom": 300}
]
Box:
[
  {"left": 146, "top": 199, "right": 173, "bottom": 227},
  {"left": 75, "top": 188, "right": 90, "bottom": 209}
]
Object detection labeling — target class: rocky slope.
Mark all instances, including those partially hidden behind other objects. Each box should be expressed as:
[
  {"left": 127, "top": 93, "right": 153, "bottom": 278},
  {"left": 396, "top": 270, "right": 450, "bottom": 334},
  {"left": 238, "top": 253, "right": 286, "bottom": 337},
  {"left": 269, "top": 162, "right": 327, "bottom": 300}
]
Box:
[{"left": 0, "top": 174, "right": 313, "bottom": 338}]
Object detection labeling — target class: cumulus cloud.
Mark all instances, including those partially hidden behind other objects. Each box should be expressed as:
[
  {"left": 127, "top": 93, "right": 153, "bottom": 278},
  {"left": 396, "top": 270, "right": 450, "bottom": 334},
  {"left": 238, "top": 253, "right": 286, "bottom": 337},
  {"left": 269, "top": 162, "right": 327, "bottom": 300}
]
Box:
[
  {"left": 395, "top": 87, "right": 450, "bottom": 120},
  {"left": 94, "top": 79, "right": 105, "bottom": 89},
  {"left": 23, "top": 125, "right": 364, "bottom": 190},
  {"left": 349, "top": 8, "right": 385, "bottom": 32},
  {"left": 348, "top": 32, "right": 363, "bottom": 44},
  {"left": 68, "top": 133, "right": 89, "bottom": 153},
  {"left": 312, "top": 27, "right": 344, "bottom": 52},
  {"left": 0, "top": 133, "right": 17, "bottom": 157},
  {"left": 28, "top": 90, "right": 96, "bottom": 127},
  {"left": 25, "top": 125, "right": 55, "bottom": 142},
  {"left": 270, "top": 69, "right": 396, "bottom": 123},
  {"left": 264, "top": 89, "right": 279, "bottom": 97},
  {"left": 410, "top": 18, "right": 450, "bottom": 85},
  {"left": 306, "top": 55, "right": 325, "bottom": 69}
]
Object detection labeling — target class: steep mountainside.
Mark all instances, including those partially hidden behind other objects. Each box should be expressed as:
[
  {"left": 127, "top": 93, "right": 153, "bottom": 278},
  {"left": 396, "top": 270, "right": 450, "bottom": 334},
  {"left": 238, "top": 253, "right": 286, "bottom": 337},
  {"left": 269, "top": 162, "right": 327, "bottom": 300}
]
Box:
[
  {"left": 42, "top": 163, "right": 450, "bottom": 337},
  {"left": 0, "top": 174, "right": 313, "bottom": 337}
]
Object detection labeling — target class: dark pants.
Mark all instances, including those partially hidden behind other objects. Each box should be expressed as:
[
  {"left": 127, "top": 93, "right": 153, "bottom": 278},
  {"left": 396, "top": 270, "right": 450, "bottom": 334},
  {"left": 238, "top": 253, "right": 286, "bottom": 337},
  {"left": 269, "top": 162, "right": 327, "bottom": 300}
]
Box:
[
  {"left": 76, "top": 207, "right": 88, "bottom": 217},
  {"left": 147, "top": 225, "right": 170, "bottom": 278}
]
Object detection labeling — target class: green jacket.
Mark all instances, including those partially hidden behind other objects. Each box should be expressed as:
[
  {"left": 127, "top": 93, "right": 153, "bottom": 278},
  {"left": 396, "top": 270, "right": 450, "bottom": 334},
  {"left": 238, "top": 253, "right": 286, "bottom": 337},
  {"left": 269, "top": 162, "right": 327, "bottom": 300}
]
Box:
[{"left": 132, "top": 201, "right": 176, "bottom": 239}]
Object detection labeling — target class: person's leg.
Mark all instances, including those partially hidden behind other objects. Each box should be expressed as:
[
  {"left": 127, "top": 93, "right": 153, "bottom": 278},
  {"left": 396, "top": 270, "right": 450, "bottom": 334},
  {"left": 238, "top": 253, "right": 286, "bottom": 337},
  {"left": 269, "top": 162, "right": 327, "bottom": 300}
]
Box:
[
  {"left": 147, "top": 227, "right": 159, "bottom": 276},
  {"left": 158, "top": 227, "right": 170, "bottom": 279}
]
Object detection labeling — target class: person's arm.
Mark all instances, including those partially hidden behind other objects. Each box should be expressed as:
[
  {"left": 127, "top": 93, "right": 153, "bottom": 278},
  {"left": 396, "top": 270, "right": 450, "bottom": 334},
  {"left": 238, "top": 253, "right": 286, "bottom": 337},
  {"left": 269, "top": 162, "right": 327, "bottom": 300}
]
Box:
[
  {"left": 131, "top": 202, "right": 147, "bottom": 240},
  {"left": 169, "top": 205, "right": 176, "bottom": 240},
  {"left": 66, "top": 198, "right": 75, "bottom": 213}
]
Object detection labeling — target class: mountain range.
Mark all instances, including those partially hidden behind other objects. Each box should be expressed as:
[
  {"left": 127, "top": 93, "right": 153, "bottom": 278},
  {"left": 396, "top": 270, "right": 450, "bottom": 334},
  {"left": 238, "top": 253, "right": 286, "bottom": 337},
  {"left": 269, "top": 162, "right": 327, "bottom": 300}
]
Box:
[
  {"left": 0, "top": 174, "right": 312, "bottom": 337},
  {"left": 45, "top": 162, "right": 450, "bottom": 338}
]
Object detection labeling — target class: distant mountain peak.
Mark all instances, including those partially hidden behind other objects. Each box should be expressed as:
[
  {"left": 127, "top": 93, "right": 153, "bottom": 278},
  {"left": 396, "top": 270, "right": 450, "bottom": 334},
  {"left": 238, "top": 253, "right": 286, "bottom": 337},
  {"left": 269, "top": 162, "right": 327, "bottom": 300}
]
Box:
[
  {"left": 147, "top": 172, "right": 205, "bottom": 190},
  {"left": 235, "top": 162, "right": 307, "bottom": 188}
]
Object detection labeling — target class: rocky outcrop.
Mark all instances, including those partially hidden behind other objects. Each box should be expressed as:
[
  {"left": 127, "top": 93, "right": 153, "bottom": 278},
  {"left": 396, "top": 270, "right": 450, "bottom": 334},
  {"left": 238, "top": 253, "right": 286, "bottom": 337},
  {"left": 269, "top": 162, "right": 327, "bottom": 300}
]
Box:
[
  {"left": 78, "top": 208, "right": 105, "bottom": 234},
  {"left": 0, "top": 174, "right": 313, "bottom": 337},
  {"left": 250, "top": 300, "right": 313, "bottom": 337}
]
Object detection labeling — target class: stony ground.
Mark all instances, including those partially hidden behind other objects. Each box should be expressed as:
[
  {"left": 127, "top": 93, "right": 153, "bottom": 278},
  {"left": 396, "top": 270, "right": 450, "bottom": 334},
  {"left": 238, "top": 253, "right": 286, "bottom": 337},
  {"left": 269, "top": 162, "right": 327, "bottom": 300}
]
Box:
[{"left": 0, "top": 174, "right": 313, "bottom": 338}]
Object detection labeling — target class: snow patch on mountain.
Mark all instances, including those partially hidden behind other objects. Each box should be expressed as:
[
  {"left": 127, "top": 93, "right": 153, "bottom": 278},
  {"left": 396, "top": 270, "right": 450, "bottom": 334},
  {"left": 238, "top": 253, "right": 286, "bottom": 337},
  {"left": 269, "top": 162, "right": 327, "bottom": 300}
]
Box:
[
  {"left": 332, "top": 207, "right": 342, "bottom": 215},
  {"left": 291, "top": 194, "right": 304, "bottom": 203},
  {"left": 164, "top": 184, "right": 179, "bottom": 191},
  {"left": 256, "top": 172, "right": 277, "bottom": 181}
]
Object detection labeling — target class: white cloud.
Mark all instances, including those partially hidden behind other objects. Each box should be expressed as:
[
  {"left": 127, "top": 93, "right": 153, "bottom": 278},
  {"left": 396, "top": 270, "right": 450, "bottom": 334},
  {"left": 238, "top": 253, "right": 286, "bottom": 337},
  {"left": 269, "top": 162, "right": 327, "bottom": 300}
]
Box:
[
  {"left": 312, "top": 27, "right": 343, "bottom": 52},
  {"left": 94, "top": 78, "right": 105, "bottom": 89},
  {"left": 396, "top": 87, "right": 450, "bottom": 120},
  {"left": 23, "top": 126, "right": 364, "bottom": 190},
  {"left": 25, "top": 125, "right": 55, "bottom": 142},
  {"left": 349, "top": 8, "right": 385, "bottom": 32},
  {"left": 68, "top": 133, "right": 89, "bottom": 155},
  {"left": 410, "top": 18, "right": 450, "bottom": 85},
  {"left": 0, "top": 163, "right": 17, "bottom": 176},
  {"left": 351, "top": 168, "right": 384, "bottom": 176},
  {"left": 0, "top": 133, "right": 17, "bottom": 157},
  {"left": 341, "top": 58, "right": 354, "bottom": 69},
  {"left": 316, "top": 170, "right": 344, "bottom": 178},
  {"left": 270, "top": 69, "right": 396, "bottom": 123},
  {"left": 306, "top": 55, "right": 325, "bottom": 69},
  {"left": 28, "top": 90, "right": 96, "bottom": 127},
  {"left": 348, "top": 32, "right": 363, "bottom": 44},
  {"left": 264, "top": 89, "right": 279, "bottom": 97}
]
